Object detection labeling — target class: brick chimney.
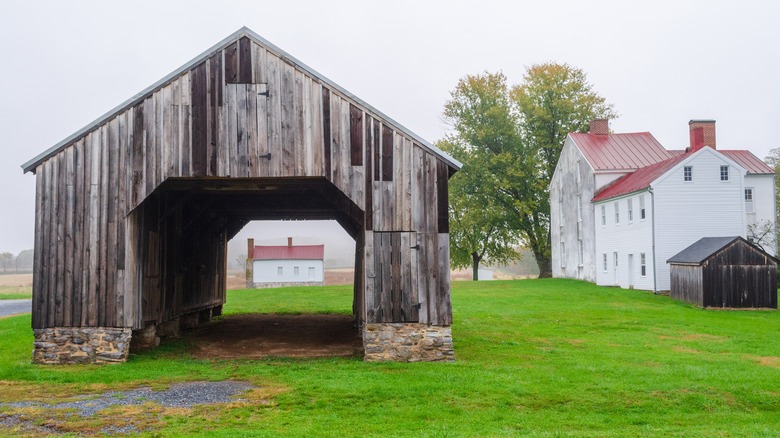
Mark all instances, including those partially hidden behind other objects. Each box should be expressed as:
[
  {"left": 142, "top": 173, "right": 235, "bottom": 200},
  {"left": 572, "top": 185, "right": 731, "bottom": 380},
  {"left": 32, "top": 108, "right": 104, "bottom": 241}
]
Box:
[
  {"left": 287, "top": 237, "right": 293, "bottom": 247},
  {"left": 247, "top": 238, "right": 254, "bottom": 259},
  {"left": 589, "top": 119, "right": 609, "bottom": 135},
  {"left": 689, "top": 120, "right": 716, "bottom": 152}
]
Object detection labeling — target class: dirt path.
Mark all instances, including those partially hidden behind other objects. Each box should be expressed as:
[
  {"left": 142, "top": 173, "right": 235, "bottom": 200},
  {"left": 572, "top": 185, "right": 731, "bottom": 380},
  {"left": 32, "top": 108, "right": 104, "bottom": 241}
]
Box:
[{"left": 188, "top": 314, "right": 363, "bottom": 359}]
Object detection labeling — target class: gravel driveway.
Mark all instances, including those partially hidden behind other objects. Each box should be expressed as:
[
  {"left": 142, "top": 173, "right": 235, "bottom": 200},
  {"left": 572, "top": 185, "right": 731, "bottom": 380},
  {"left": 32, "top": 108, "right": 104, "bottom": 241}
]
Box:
[{"left": 0, "top": 299, "right": 31, "bottom": 317}]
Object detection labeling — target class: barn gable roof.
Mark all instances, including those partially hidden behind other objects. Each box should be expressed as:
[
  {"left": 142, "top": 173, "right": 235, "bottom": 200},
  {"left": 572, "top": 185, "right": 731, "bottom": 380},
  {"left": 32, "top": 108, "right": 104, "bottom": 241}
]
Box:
[
  {"left": 22, "top": 26, "right": 461, "bottom": 173},
  {"left": 667, "top": 236, "right": 778, "bottom": 265}
]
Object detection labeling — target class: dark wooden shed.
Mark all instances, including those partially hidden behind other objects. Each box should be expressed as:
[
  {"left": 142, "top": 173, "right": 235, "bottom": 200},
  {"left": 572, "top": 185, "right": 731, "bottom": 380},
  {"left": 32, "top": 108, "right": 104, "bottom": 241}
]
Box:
[
  {"left": 668, "top": 236, "right": 777, "bottom": 308},
  {"left": 22, "top": 27, "right": 459, "bottom": 364}
]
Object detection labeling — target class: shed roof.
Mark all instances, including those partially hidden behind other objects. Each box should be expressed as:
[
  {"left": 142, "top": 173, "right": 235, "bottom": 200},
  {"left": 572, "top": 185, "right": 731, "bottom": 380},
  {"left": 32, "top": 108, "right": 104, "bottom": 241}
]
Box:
[
  {"left": 569, "top": 132, "right": 672, "bottom": 171},
  {"left": 253, "top": 244, "right": 324, "bottom": 261},
  {"left": 22, "top": 27, "right": 461, "bottom": 173},
  {"left": 665, "top": 236, "right": 778, "bottom": 264}
]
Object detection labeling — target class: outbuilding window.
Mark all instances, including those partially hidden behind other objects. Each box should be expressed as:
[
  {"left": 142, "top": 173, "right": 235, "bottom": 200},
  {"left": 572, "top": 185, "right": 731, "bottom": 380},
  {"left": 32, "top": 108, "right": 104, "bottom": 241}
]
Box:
[
  {"left": 628, "top": 198, "right": 633, "bottom": 222},
  {"left": 614, "top": 202, "right": 620, "bottom": 225},
  {"left": 639, "top": 195, "right": 646, "bottom": 220},
  {"left": 277, "top": 266, "right": 283, "bottom": 276},
  {"left": 684, "top": 166, "right": 693, "bottom": 182},
  {"left": 720, "top": 165, "right": 729, "bottom": 181}
]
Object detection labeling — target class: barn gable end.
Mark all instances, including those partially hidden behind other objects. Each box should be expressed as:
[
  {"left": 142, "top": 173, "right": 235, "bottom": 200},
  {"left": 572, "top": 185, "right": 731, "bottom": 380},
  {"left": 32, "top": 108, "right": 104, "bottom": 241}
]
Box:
[{"left": 25, "top": 28, "right": 458, "bottom": 364}]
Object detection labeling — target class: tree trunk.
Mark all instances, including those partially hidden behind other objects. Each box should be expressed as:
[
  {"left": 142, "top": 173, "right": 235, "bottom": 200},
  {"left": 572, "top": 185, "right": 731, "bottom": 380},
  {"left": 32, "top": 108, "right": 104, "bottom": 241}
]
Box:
[{"left": 471, "top": 252, "right": 482, "bottom": 281}]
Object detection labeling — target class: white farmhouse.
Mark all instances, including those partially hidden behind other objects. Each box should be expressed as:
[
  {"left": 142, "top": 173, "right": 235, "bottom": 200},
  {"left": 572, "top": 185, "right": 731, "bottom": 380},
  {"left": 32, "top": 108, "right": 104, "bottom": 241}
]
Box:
[
  {"left": 550, "top": 119, "right": 776, "bottom": 292},
  {"left": 247, "top": 237, "right": 325, "bottom": 288}
]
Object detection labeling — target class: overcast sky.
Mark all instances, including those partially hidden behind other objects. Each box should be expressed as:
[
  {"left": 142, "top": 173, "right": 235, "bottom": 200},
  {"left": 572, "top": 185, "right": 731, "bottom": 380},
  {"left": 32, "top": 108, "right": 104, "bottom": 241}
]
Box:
[{"left": 1, "top": 0, "right": 778, "bottom": 255}]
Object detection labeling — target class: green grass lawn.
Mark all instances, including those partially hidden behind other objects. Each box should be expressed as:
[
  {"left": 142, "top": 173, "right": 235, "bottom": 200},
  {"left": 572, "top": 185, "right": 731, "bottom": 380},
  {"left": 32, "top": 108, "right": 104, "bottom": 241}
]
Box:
[{"left": 1, "top": 279, "right": 780, "bottom": 436}]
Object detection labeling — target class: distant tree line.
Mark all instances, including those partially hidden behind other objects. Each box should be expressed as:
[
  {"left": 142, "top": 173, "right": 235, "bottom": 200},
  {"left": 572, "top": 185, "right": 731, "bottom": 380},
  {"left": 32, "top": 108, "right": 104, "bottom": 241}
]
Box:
[{"left": 0, "top": 249, "right": 34, "bottom": 273}]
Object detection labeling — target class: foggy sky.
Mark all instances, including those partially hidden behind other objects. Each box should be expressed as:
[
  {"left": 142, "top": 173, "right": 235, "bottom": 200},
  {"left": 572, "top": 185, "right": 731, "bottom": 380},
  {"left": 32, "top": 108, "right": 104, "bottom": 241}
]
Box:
[{"left": 1, "top": 0, "right": 778, "bottom": 255}]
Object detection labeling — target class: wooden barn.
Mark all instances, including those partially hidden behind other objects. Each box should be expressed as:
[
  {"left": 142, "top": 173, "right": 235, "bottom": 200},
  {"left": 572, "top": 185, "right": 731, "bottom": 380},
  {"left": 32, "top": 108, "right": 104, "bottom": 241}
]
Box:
[
  {"left": 667, "top": 236, "right": 777, "bottom": 308},
  {"left": 22, "top": 27, "right": 459, "bottom": 364}
]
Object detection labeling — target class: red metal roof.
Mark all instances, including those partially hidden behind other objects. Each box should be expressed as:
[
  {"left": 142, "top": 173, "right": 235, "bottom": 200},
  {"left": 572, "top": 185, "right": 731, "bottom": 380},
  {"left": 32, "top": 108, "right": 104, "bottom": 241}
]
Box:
[
  {"left": 720, "top": 150, "right": 774, "bottom": 174},
  {"left": 253, "top": 245, "right": 324, "bottom": 260},
  {"left": 592, "top": 154, "right": 688, "bottom": 202},
  {"left": 570, "top": 132, "right": 672, "bottom": 171}
]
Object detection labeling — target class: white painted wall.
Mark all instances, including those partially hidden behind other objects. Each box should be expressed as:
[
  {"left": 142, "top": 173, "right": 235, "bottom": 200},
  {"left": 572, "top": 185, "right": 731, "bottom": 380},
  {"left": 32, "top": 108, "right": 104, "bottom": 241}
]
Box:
[
  {"left": 594, "top": 172, "right": 630, "bottom": 192},
  {"left": 253, "top": 259, "right": 324, "bottom": 283},
  {"left": 594, "top": 191, "right": 655, "bottom": 290},
  {"left": 744, "top": 173, "right": 777, "bottom": 256},
  {"left": 652, "top": 148, "right": 747, "bottom": 291},
  {"left": 551, "top": 137, "right": 602, "bottom": 282}
]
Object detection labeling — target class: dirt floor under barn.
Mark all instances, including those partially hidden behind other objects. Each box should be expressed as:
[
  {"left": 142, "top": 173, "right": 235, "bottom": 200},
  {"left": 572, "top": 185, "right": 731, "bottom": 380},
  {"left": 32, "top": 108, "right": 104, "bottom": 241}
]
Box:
[{"left": 187, "top": 313, "right": 363, "bottom": 360}]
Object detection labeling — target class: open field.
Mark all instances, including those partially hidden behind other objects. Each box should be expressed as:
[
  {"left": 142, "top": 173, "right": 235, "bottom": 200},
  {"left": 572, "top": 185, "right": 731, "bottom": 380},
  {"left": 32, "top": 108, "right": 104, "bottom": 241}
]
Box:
[
  {"left": 1, "top": 279, "right": 780, "bottom": 436},
  {"left": 0, "top": 273, "right": 32, "bottom": 300}
]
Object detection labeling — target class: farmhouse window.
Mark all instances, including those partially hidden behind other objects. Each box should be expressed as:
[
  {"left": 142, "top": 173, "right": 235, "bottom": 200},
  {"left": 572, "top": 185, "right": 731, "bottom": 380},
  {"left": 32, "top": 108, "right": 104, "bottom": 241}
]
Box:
[
  {"left": 745, "top": 188, "right": 754, "bottom": 213},
  {"left": 684, "top": 166, "right": 693, "bottom": 182},
  {"left": 640, "top": 253, "right": 646, "bottom": 277},
  {"left": 720, "top": 165, "right": 729, "bottom": 181},
  {"left": 639, "top": 195, "right": 646, "bottom": 220},
  {"left": 628, "top": 198, "right": 633, "bottom": 222},
  {"left": 601, "top": 205, "right": 606, "bottom": 226},
  {"left": 614, "top": 201, "right": 620, "bottom": 225},
  {"left": 602, "top": 253, "right": 608, "bottom": 272}
]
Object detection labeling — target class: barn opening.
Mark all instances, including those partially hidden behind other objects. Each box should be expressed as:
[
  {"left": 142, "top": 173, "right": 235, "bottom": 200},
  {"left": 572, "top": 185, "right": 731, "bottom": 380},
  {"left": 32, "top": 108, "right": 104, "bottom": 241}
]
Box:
[{"left": 127, "top": 177, "right": 366, "bottom": 355}]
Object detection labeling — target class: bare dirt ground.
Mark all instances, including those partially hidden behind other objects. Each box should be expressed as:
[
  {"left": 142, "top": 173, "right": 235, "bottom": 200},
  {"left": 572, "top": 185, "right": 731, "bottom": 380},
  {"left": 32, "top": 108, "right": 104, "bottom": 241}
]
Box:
[{"left": 188, "top": 314, "right": 363, "bottom": 359}]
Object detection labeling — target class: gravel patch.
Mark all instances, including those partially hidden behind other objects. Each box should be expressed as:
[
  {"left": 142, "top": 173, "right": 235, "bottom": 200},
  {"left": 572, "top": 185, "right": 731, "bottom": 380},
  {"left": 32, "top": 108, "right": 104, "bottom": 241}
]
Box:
[{"left": 1, "top": 380, "right": 255, "bottom": 417}]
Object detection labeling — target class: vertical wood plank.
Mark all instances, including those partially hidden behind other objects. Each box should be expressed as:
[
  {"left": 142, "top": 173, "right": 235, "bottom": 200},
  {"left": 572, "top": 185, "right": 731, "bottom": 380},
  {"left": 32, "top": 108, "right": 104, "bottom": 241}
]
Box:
[
  {"left": 349, "top": 104, "right": 363, "bottom": 165},
  {"left": 99, "top": 125, "right": 110, "bottom": 327},
  {"left": 224, "top": 42, "right": 238, "bottom": 84},
  {"left": 322, "top": 87, "right": 332, "bottom": 180},
  {"left": 32, "top": 165, "right": 45, "bottom": 328},
  {"left": 162, "top": 85, "right": 174, "bottom": 180},
  {"left": 391, "top": 232, "right": 402, "bottom": 321},
  {"left": 381, "top": 125, "right": 394, "bottom": 181},
  {"left": 364, "top": 116, "right": 373, "bottom": 230},
  {"left": 246, "top": 84, "right": 259, "bottom": 177},
  {"left": 364, "top": 230, "right": 375, "bottom": 322},
  {"left": 303, "top": 77, "right": 314, "bottom": 176},
  {"left": 294, "top": 69, "right": 305, "bottom": 176},
  {"left": 73, "top": 140, "right": 85, "bottom": 326},
  {"left": 330, "top": 93, "right": 341, "bottom": 186},
  {"left": 340, "top": 98, "right": 351, "bottom": 195},
  {"left": 393, "top": 134, "right": 403, "bottom": 230},
  {"left": 280, "top": 62, "right": 295, "bottom": 176},
  {"left": 43, "top": 161, "right": 54, "bottom": 327},
  {"left": 256, "top": 84, "right": 270, "bottom": 177},
  {"left": 237, "top": 83, "right": 249, "bottom": 177},
  {"left": 190, "top": 63, "right": 208, "bottom": 177},
  {"left": 310, "top": 80, "right": 323, "bottom": 177},
  {"left": 226, "top": 84, "right": 238, "bottom": 176},
  {"left": 53, "top": 153, "right": 65, "bottom": 327},
  {"left": 402, "top": 138, "right": 412, "bottom": 230},
  {"left": 252, "top": 43, "right": 267, "bottom": 84},
  {"left": 239, "top": 36, "right": 253, "bottom": 83},
  {"left": 436, "top": 233, "right": 453, "bottom": 325},
  {"left": 266, "top": 54, "right": 283, "bottom": 176},
  {"left": 87, "top": 131, "right": 101, "bottom": 327}
]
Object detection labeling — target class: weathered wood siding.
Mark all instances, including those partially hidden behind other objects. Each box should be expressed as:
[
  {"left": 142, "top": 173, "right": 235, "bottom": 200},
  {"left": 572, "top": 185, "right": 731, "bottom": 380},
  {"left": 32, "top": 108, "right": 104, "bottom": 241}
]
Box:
[
  {"left": 670, "top": 239, "right": 777, "bottom": 309},
  {"left": 669, "top": 265, "right": 703, "bottom": 306},
  {"left": 31, "top": 34, "right": 455, "bottom": 330}
]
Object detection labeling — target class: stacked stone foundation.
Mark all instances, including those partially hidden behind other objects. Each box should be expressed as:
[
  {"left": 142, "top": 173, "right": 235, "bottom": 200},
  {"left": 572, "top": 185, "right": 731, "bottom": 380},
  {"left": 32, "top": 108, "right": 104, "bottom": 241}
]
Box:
[
  {"left": 32, "top": 327, "right": 132, "bottom": 365},
  {"left": 363, "top": 323, "right": 455, "bottom": 362}
]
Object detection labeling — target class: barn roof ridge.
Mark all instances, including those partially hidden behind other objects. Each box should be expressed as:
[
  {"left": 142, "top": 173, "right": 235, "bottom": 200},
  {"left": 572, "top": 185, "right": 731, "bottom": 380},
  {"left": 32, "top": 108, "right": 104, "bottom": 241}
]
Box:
[{"left": 22, "top": 26, "right": 461, "bottom": 173}]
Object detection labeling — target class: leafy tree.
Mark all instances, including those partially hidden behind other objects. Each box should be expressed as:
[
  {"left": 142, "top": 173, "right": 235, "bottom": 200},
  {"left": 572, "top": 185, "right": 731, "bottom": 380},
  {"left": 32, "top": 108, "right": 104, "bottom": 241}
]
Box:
[
  {"left": 14, "top": 249, "right": 34, "bottom": 272},
  {"left": 441, "top": 139, "right": 521, "bottom": 280},
  {"left": 764, "top": 148, "right": 780, "bottom": 248},
  {"left": 442, "top": 65, "right": 615, "bottom": 277},
  {"left": 0, "top": 252, "right": 13, "bottom": 273}
]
